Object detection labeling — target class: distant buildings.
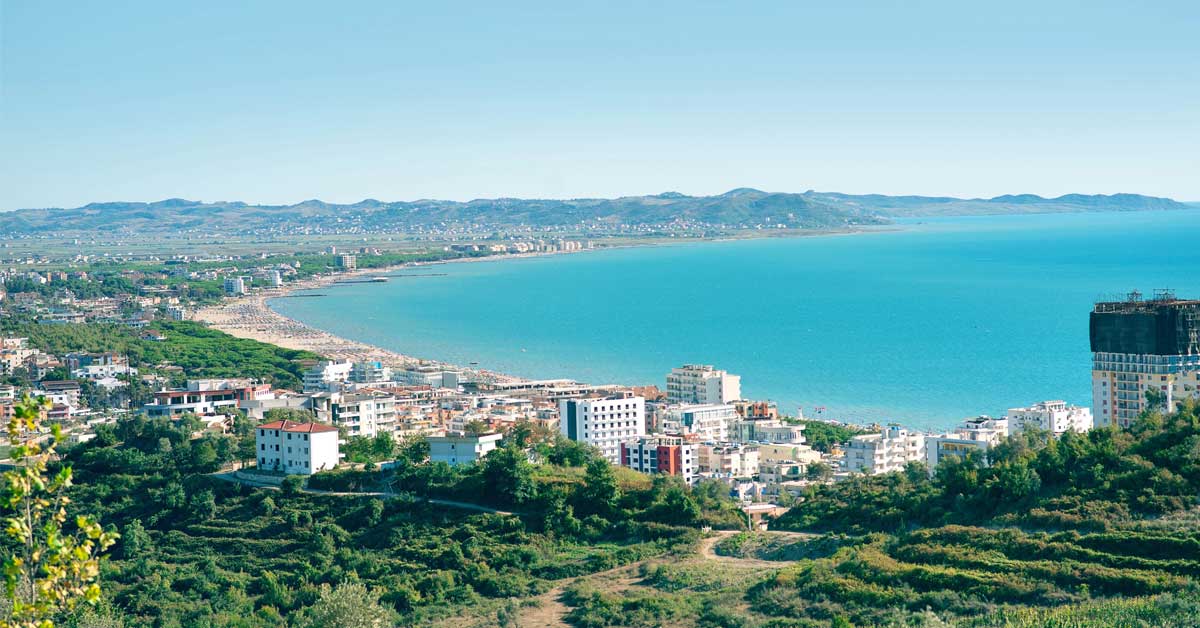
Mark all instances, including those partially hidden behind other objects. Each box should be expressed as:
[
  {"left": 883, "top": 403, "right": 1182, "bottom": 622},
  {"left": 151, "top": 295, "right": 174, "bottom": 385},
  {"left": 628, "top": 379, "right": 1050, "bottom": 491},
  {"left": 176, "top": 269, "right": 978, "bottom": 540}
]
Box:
[
  {"left": 697, "top": 442, "right": 759, "bottom": 478},
  {"left": 665, "top": 364, "right": 741, "bottom": 405},
  {"left": 660, "top": 403, "right": 738, "bottom": 442},
  {"left": 1091, "top": 293, "right": 1200, "bottom": 427},
  {"left": 223, "top": 276, "right": 247, "bottom": 296},
  {"left": 620, "top": 434, "right": 698, "bottom": 484},
  {"left": 309, "top": 391, "right": 397, "bottom": 438},
  {"left": 843, "top": 425, "right": 925, "bottom": 475},
  {"left": 428, "top": 432, "right": 503, "bottom": 466},
  {"left": 303, "top": 360, "right": 354, "bottom": 392},
  {"left": 559, "top": 393, "right": 646, "bottom": 463},
  {"left": 926, "top": 416, "right": 1009, "bottom": 473},
  {"left": 255, "top": 419, "right": 339, "bottom": 475},
  {"left": 1007, "top": 400, "right": 1092, "bottom": 436},
  {"left": 145, "top": 379, "right": 273, "bottom": 418}
]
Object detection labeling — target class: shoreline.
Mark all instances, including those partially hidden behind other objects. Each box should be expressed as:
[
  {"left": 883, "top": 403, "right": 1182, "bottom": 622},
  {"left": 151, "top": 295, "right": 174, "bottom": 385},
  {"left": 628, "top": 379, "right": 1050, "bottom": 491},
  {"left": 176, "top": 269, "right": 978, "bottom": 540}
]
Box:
[
  {"left": 191, "top": 247, "right": 622, "bottom": 385},
  {"left": 192, "top": 227, "right": 887, "bottom": 388}
]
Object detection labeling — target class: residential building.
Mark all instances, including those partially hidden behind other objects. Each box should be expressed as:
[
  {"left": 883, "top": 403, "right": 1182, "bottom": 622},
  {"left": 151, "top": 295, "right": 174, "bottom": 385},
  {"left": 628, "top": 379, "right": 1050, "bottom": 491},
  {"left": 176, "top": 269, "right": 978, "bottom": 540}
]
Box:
[
  {"left": 732, "top": 418, "right": 806, "bottom": 444},
  {"left": 665, "top": 364, "right": 741, "bottom": 405},
  {"left": 926, "top": 416, "right": 1010, "bottom": 472},
  {"left": 166, "top": 305, "right": 187, "bottom": 320},
  {"left": 349, "top": 361, "right": 392, "bottom": 385},
  {"left": 660, "top": 403, "right": 738, "bottom": 441},
  {"left": 620, "top": 434, "right": 698, "bottom": 484},
  {"left": 1091, "top": 293, "right": 1200, "bottom": 427},
  {"left": 255, "top": 419, "right": 339, "bottom": 475},
  {"left": 303, "top": 360, "right": 354, "bottom": 392},
  {"left": 843, "top": 425, "right": 925, "bottom": 475},
  {"left": 309, "top": 391, "right": 397, "bottom": 438},
  {"left": 144, "top": 379, "right": 273, "bottom": 417},
  {"left": 427, "top": 432, "right": 503, "bottom": 466},
  {"left": 338, "top": 254, "right": 357, "bottom": 270},
  {"left": 1006, "top": 400, "right": 1093, "bottom": 436},
  {"left": 223, "top": 276, "right": 246, "bottom": 296},
  {"left": 559, "top": 394, "right": 645, "bottom": 463},
  {"left": 697, "top": 443, "right": 759, "bottom": 478}
]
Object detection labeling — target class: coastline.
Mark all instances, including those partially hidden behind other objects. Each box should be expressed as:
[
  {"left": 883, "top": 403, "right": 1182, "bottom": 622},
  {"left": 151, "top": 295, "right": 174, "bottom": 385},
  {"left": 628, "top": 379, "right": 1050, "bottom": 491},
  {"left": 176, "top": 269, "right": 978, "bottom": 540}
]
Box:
[
  {"left": 191, "top": 248, "right": 611, "bottom": 385},
  {"left": 192, "top": 227, "right": 887, "bottom": 388}
]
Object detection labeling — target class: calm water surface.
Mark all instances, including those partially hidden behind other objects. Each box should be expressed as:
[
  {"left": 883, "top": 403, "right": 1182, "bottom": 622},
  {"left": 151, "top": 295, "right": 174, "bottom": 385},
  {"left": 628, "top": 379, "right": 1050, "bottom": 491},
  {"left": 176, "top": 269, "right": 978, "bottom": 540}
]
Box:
[{"left": 271, "top": 211, "right": 1200, "bottom": 430}]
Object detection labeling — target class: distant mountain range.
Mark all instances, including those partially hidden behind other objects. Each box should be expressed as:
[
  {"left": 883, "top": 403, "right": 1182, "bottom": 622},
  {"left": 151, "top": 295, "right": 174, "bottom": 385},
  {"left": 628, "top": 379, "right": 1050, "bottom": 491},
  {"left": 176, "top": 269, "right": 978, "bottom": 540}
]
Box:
[{"left": 2, "top": 190, "right": 1190, "bottom": 237}]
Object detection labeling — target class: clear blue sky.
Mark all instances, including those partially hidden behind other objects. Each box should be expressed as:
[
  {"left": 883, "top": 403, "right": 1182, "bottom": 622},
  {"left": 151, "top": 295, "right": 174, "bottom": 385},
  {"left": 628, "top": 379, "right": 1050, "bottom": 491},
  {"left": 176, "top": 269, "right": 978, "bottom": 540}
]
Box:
[{"left": 2, "top": 1, "right": 1197, "bottom": 210}]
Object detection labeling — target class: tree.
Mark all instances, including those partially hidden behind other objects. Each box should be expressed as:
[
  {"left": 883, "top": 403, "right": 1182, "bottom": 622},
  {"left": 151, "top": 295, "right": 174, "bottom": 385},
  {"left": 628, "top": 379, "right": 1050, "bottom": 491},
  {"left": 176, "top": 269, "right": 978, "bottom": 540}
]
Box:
[
  {"left": 299, "top": 581, "right": 395, "bottom": 628},
  {"left": 1, "top": 395, "right": 119, "bottom": 628},
  {"left": 806, "top": 461, "right": 833, "bottom": 482},
  {"left": 281, "top": 475, "right": 304, "bottom": 496},
  {"left": 119, "top": 520, "right": 150, "bottom": 560},
  {"left": 480, "top": 446, "right": 536, "bottom": 507},
  {"left": 577, "top": 459, "right": 620, "bottom": 517}
]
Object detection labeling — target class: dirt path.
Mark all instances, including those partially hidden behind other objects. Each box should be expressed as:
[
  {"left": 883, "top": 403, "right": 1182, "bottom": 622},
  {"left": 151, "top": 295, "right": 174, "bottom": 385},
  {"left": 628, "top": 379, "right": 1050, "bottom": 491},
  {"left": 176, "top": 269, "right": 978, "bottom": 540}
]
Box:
[{"left": 697, "top": 530, "right": 815, "bottom": 568}]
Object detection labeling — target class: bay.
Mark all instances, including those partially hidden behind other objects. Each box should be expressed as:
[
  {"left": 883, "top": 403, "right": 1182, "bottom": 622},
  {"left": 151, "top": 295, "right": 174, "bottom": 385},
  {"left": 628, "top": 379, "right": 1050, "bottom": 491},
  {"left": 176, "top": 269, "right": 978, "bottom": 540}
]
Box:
[{"left": 270, "top": 210, "right": 1200, "bottom": 430}]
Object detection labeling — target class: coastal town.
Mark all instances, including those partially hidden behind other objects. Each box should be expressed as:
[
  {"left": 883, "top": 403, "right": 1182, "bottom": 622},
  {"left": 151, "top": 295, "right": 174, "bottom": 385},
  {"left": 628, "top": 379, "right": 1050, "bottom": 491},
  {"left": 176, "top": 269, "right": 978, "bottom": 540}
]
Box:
[{"left": 10, "top": 249, "right": 1182, "bottom": 518}]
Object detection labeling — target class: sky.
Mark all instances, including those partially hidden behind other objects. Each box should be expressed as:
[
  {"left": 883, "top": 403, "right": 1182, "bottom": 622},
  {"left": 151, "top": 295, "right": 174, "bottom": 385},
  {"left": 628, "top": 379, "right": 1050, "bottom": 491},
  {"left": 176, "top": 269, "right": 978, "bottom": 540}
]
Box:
[{"left": 1, "top": 1, "right": 1198, "bottom": 210}]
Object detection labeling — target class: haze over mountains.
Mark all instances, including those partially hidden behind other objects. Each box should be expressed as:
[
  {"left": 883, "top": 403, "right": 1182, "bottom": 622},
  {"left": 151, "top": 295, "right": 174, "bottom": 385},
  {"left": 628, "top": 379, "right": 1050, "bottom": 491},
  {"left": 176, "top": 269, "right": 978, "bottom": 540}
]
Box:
[{"left": 2, "top": 189, "right": 1189, "bottom": 236}]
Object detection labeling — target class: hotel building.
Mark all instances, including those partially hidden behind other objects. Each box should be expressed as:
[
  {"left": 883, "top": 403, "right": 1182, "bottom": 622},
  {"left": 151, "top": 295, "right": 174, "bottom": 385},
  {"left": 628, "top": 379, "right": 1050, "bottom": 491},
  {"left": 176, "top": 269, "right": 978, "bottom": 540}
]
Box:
[
  {"left": 559, "top": 394, "right": 645, "bottom": 463},
  {"left": 1091, "top": 294, "right": 1200, "bottom": 427},
  {"left": 255, "top": 419, "right": 340, "bottom": 475},
  {"left": 843, "top": 425, "right": 925, "bottom": 475}
]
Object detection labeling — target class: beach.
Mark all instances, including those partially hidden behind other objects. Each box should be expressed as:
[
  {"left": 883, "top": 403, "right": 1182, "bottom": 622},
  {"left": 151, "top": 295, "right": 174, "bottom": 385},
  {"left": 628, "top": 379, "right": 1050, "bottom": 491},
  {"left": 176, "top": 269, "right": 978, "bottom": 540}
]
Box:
[{"left": 192, "top": 252, "right": 593, "bottom": 385}]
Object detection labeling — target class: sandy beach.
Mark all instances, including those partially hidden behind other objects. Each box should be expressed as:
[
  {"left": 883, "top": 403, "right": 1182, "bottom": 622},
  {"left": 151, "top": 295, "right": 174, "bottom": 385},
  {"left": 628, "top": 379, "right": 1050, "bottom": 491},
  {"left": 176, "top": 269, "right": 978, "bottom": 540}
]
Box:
[{"left": 192, "top": 254, "right": 579, "bottom": 385}]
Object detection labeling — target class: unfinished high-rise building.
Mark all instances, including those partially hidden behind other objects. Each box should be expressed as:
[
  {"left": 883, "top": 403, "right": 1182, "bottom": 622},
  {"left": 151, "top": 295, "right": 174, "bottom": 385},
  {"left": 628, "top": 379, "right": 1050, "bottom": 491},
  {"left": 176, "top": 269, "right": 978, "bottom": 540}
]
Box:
[{"left": 1090, "top": 291, "right": 1200, "bottom": 427}]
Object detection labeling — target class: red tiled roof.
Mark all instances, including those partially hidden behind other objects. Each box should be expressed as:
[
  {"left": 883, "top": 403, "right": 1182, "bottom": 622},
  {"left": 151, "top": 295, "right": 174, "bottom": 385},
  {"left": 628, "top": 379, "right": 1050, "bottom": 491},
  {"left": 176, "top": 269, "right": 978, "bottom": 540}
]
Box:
[{"left": 257, "top": 419, "right": 338, "bottom": 434}]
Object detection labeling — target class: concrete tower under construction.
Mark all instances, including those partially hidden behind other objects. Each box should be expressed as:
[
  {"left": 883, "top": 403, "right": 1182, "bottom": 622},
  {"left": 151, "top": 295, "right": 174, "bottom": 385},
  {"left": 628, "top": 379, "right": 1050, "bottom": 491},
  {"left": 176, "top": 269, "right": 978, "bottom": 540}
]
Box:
[{"left": 1090, "top": 291, "right": 1200, "bottom": 427}]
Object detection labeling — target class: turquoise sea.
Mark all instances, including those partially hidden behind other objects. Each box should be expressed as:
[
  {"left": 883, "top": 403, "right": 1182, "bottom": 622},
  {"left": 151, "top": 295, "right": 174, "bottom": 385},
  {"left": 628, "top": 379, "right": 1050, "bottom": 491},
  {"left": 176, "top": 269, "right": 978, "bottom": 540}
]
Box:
[{"left": 270, "top": 210, "right": 1200, "bottom": 431}]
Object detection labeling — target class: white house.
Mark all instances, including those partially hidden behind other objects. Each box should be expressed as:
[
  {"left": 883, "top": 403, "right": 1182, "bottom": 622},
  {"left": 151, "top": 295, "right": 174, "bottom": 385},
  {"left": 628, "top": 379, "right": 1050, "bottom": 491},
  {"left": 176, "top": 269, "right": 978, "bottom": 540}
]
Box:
[
  {"left": 559, "top": 394, "right": 645, "bottom": 463},
  {"left": 427, "top": 432, "right": 503, "bottom": 466},
  {"left": 303, "top": 360, "right": 354, "bottom": 392},
  {"left": 1006, "top": 400, "right": 1092, "bottom": 436},
  {"left": 255, "top": 419, "right": 340, "bottom": 475}
]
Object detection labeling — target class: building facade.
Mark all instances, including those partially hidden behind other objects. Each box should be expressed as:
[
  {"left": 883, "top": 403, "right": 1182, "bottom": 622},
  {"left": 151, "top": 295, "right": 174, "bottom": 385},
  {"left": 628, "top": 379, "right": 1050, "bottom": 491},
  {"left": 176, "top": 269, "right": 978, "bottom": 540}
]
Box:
[
  {"left": 428, "top": 432, "right": 503, "bottom": 466},
  {"left": 660, "top": 403, "right": 738, "bottom": 442},
  {"left": 559, "top": 394, "right": 645, "bottom": 463},
  {"left": 843, "top": 425, "right": 925, "bottom": 475},
  {"left": 145, "top": 379, "right": 273, "bottom": 417},
  {"left": 1006, "top": 400, "right": 1093, "bottom": 436},
  {"left": 309, "top": 391, "right": 397, "bottom": 438},
  {"left": 665, "top": 364, "right": 741, "bottom": 405},
  {"left": 255, "top": 419, "right": 340, "bottom": 475},
  {"left": 1091, "top": 295, "right": 1200, "bottom": 427},
  {"left": 925, "top": 416, "right": 1010, "bottom": 473},
  {"left": 620, "top": 434, "right": 698, "bottom": 484}
]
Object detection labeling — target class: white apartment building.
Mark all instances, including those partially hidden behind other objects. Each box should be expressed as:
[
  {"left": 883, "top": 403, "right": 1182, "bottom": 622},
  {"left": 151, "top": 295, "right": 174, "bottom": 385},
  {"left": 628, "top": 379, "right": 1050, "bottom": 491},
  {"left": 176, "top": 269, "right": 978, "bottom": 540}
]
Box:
[
  {"left": 696, "top": 443, "right": 759, "bottom": 478},
  {"left": 559, "top": 394, "right": 646, "bottom": 463},
  {"left": 350, "top": 361, "right": 392, "bottom": 385},
  {"left": 732, "top": 418, "right": 807, "bottom": 445},
  {"left": 1006, "top": 400, "right": 1093, "bottom": 436},
  {"left": 661, "top": 403, "right": 738, "bottom": 442},
  {"left": 843, "top": 425, "right": 926, "bottom": 475},
  {"left": 310, "top": 391, "right": 397, "bottom": 438},
  {"left": 223, "top": 276, "right": 247, "bottom": 296},
  {"left": 666, "top": 364, "right": 741, "bottom": 405},
  {"left": 144, "top": 379, "right": 274, "bottom": 418},
  {"left": 255, "top": 419, "right": 340, "bottom": 475},
  {"left": 428, "top": 432, "right": 503, "bottom": 466},
  {"left": 926, "top": 416, "right": 1010, "bottom": 473},
  {"left": 303, "top": 360, "right": 354, "bottom": 392},
  {"left": 620, "top": 434, "right": 698, "bottom": 484}
]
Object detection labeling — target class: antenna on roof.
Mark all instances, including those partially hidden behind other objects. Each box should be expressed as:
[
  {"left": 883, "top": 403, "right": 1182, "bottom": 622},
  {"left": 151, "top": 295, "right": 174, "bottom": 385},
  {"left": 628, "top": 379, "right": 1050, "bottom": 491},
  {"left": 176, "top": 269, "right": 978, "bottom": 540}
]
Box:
[
  {"left": 1154, "top": 288, "right": 1176, "bottom": 302},
  {"left": 1127, "top": 289, "right": 1143, "bottom": 303}
]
